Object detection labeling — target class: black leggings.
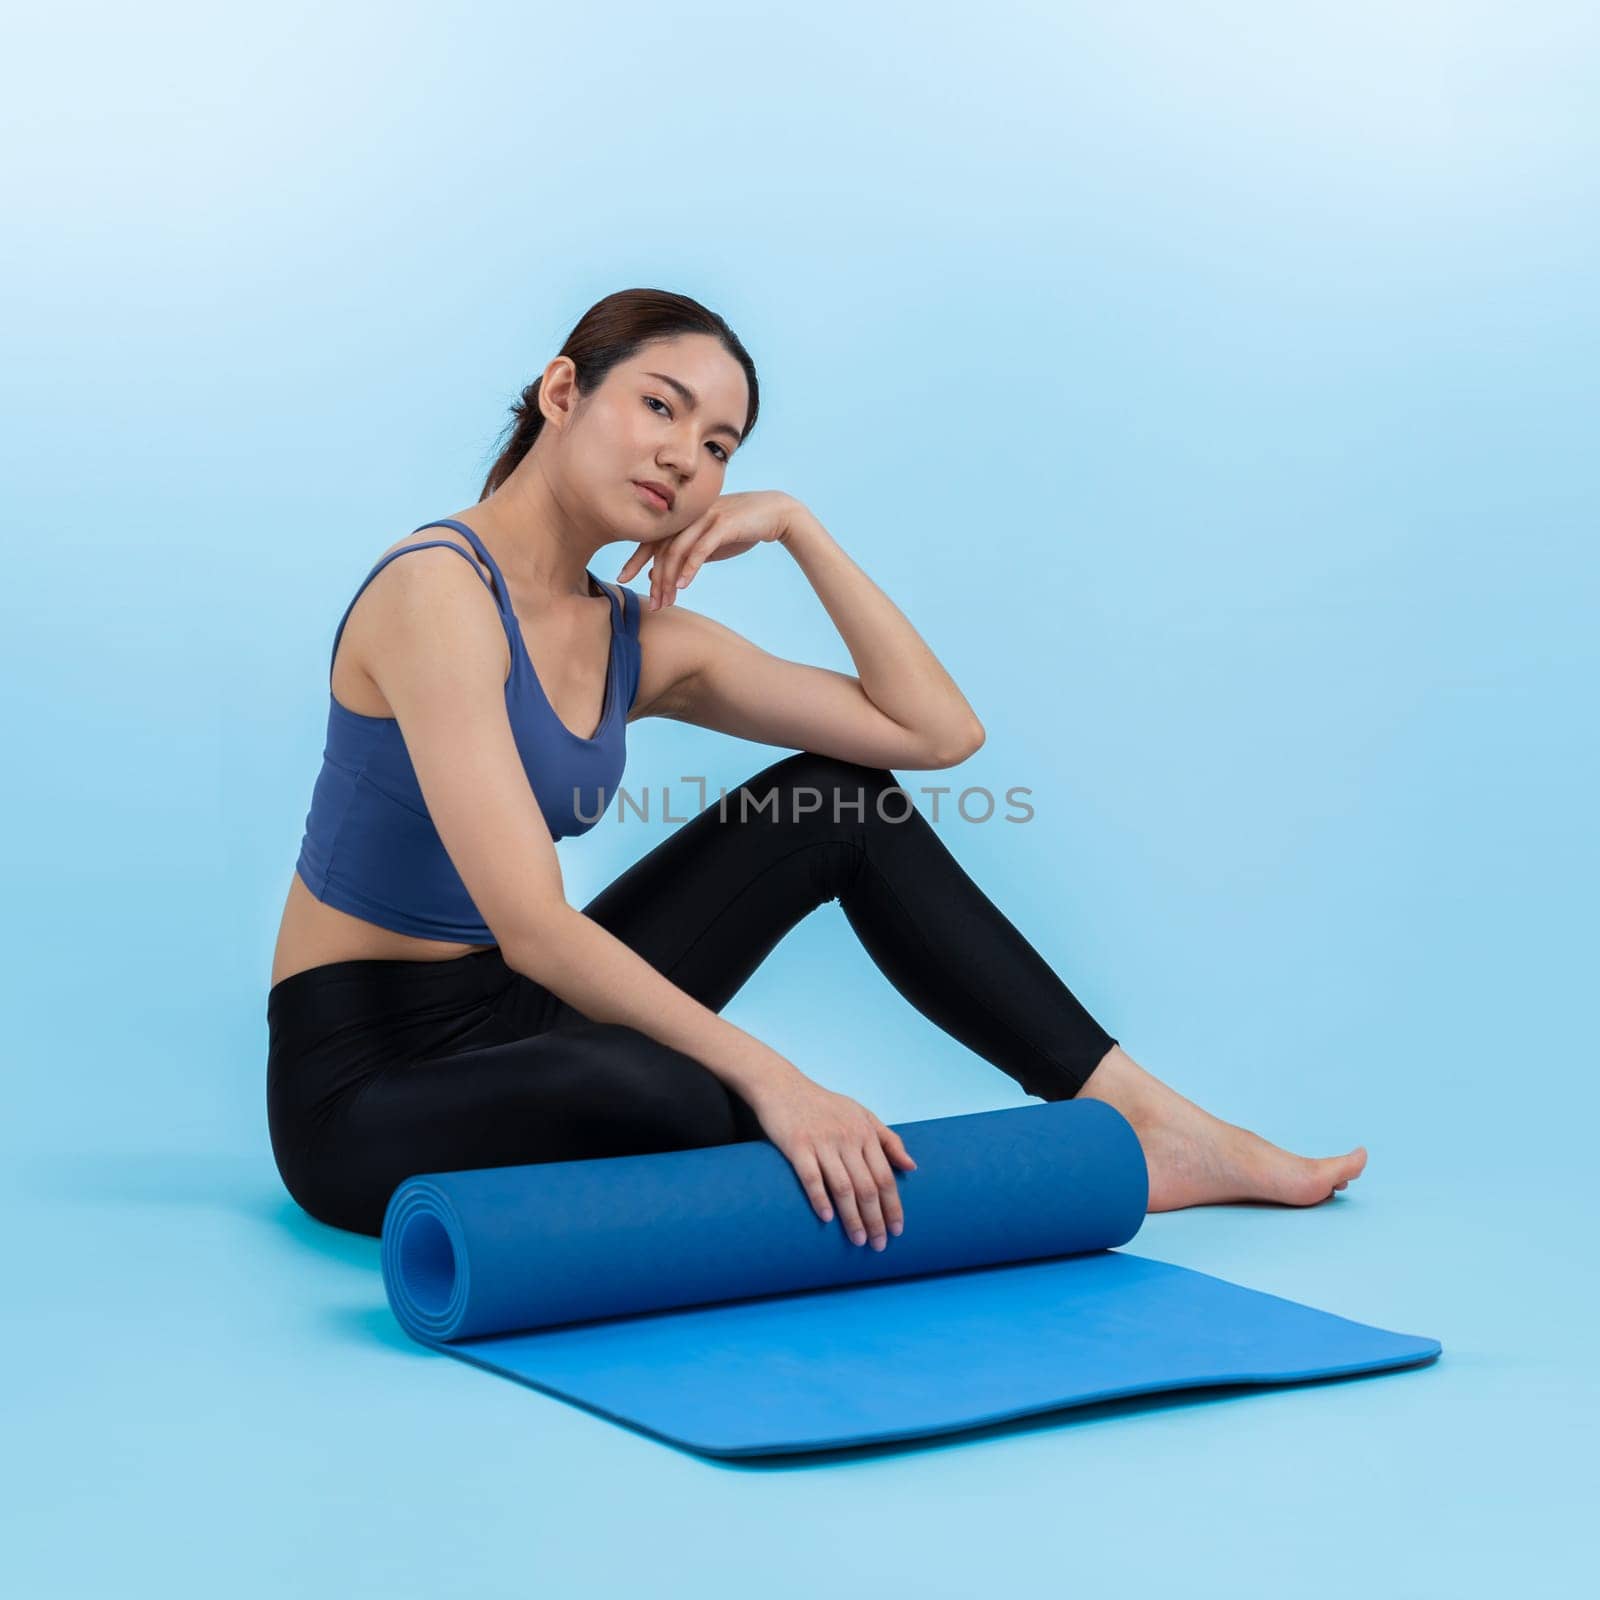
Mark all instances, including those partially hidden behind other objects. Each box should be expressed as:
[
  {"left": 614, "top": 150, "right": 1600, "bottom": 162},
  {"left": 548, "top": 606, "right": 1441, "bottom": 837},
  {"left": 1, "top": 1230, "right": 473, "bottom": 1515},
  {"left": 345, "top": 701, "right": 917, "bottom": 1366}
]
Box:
[{"left": 266, "top": 751, "right": 1119, "bottom": 1236}]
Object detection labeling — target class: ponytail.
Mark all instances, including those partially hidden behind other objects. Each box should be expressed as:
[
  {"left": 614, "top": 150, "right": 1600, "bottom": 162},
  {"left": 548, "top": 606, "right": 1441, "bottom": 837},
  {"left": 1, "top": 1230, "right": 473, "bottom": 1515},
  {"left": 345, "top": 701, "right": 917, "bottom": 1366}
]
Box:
[{"left": 479, "top": 378, "right": 545, "bottom": 499}]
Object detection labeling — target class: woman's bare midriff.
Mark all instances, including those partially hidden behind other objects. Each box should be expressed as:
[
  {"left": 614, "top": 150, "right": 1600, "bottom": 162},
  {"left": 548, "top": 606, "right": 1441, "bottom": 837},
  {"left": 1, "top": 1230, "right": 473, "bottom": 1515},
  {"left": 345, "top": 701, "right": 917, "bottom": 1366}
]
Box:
[{"left": 270, "top": 870, "right": 496, "bottom": 988}]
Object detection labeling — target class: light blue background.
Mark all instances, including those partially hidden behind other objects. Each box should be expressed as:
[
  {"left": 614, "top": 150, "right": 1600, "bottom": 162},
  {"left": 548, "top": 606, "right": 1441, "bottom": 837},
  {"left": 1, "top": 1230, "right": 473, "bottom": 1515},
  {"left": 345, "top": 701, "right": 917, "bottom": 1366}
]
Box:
[{"left": 5, "top": 1, "right": 1595, "bottom": 1594}]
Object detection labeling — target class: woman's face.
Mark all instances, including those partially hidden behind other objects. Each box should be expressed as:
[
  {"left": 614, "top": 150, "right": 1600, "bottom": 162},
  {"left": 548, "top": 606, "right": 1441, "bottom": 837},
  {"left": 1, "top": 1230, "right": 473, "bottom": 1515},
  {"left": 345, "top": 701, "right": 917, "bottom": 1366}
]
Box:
[{"left": 559, "top": 333, "right": 749, "bottom": 539}]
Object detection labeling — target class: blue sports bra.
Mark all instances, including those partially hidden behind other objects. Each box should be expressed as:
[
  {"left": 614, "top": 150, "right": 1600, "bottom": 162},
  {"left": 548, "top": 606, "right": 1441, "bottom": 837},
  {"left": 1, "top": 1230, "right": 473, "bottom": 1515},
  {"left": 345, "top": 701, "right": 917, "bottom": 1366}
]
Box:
[{"left": 294, "top": 517, "right": 642, "bottom": 943}]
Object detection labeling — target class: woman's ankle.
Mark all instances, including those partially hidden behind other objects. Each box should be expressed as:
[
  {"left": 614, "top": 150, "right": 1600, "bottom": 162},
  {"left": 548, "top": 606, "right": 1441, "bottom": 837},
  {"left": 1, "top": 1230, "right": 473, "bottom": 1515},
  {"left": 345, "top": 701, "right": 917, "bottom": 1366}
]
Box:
[{"left": 1076, "top": 1044, "right": 1171, "bottom": 1130}]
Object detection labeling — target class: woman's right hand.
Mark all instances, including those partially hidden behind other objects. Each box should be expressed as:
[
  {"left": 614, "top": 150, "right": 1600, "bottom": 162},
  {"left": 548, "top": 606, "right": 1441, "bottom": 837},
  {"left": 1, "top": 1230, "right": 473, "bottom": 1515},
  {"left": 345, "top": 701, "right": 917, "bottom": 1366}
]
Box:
[{"left": 743, "top": 1067, "right": 917, "bottom": 1249}]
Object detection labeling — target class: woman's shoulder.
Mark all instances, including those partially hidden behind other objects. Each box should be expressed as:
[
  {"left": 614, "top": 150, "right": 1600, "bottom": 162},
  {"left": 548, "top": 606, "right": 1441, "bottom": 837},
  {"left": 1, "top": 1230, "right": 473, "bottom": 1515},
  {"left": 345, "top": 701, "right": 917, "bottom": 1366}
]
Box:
[{"left": 330, "top": 531, "right": 504, "bottom": 716}]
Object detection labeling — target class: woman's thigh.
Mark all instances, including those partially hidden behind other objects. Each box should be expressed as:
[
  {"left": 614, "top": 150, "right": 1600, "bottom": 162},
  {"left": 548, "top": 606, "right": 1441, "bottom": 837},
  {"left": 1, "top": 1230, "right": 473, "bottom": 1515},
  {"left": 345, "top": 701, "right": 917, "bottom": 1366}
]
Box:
[
  {"left": 560, "top": 749, "right": 889, "bottom": 1019},
  {"left": 283, "top": 1018, "right": 757, "bottom": 1237}
]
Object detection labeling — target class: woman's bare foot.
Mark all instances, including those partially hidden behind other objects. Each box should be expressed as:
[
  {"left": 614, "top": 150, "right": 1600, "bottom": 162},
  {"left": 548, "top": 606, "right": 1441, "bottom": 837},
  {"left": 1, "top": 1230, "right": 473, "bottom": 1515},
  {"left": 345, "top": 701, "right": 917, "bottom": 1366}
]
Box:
[{"left": 1075, "top": 1045, "right": 1367, "bottom": 1212}]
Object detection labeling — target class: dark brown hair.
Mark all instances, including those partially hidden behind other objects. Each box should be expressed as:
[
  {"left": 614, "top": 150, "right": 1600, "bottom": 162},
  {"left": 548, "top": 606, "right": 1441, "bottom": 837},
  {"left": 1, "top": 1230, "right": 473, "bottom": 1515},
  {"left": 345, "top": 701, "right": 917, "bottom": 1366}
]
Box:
[{"left": 478, "top": 288, "right": 760, "bottom": 501}]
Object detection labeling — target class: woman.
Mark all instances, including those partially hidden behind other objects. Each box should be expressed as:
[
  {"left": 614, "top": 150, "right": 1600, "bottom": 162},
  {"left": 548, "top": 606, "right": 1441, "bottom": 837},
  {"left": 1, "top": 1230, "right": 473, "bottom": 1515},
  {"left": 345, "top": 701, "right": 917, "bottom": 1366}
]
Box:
[{"left": 267, "top": 287, "right": 1366, "bottom": 1243}]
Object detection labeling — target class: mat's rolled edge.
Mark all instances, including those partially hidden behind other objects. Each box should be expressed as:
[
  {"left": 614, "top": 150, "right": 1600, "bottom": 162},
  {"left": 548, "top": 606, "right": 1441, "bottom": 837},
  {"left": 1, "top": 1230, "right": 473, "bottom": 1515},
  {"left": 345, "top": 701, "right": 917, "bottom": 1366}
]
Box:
[{"left": 381, "top": 1179, "right": 473, "bottom": 1343}]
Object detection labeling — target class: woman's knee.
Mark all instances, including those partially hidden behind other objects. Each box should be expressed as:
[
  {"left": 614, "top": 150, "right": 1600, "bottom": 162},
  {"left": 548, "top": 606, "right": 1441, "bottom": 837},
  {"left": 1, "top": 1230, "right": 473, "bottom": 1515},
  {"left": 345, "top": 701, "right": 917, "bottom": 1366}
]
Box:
[{"left": 733, "top": 751, "right": 905, "bottom": 829}]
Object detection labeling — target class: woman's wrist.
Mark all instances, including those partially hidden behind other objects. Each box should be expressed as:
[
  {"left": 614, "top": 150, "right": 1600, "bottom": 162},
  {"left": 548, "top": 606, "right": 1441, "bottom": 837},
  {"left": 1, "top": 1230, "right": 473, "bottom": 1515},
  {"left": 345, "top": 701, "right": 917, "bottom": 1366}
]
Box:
[
  {"left": 778, "top": 501, "right": 831, "bottom": 555},
  {"left": 707, "top": 1024, "right": 804, "bottom": 1101}
]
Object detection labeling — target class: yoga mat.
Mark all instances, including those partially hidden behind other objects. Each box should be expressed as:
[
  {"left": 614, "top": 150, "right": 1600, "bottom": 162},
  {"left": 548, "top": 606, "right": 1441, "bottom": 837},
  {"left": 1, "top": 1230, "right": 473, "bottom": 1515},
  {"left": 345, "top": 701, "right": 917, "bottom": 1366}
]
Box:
[{"left": 380, "top": 1099, "right": 1440, "bottom": 1457}]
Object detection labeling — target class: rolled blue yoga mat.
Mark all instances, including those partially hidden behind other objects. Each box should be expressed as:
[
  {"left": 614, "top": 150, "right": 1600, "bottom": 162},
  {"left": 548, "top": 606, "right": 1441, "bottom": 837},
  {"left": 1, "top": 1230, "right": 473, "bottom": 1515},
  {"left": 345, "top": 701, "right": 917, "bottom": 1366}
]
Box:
[{"left": 380, "top": 1099, "right": 1440, "bottom": 1457}]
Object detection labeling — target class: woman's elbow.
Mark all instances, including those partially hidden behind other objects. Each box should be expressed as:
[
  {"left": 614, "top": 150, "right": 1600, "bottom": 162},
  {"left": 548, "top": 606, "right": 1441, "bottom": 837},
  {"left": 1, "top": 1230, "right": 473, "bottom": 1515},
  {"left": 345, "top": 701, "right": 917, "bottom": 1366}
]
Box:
[
  {"left": 496, "top": 898, "right": 574, "bottom": 979},
  {"left": 932, "top": 718, "right": 986, "bottom": 767}
]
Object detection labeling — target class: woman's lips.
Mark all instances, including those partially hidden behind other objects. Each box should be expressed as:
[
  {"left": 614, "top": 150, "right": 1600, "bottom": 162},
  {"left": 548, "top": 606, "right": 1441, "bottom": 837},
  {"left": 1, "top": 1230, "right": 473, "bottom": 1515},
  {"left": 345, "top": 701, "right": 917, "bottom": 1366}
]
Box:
[{"left": 633, "top": 481, "right": 671, "bottom": 512}]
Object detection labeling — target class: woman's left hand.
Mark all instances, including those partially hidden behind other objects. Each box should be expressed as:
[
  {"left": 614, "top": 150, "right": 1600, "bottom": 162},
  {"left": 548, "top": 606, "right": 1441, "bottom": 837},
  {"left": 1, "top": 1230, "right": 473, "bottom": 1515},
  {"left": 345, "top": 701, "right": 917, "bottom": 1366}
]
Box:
[{"left": 616, "top": 490, "right": 807, "bottom": 610}]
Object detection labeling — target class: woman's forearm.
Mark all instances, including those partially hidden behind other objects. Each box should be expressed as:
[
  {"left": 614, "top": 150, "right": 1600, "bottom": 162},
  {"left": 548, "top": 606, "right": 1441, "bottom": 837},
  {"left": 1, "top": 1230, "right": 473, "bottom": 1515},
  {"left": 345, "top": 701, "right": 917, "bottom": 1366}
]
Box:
[
  {"left": 503, "top": 904, "right": 800, "bottom": 1101},
  {"left": 781, "top": 507, "right": 984, "bottom": 756}
]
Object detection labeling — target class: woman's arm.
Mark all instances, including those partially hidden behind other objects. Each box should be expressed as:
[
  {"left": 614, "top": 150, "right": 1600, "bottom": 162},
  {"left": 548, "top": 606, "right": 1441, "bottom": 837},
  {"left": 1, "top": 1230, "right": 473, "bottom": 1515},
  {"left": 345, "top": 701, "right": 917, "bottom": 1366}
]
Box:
[{"left": 629, "top": 500, "right": 987, "bottom": 770}]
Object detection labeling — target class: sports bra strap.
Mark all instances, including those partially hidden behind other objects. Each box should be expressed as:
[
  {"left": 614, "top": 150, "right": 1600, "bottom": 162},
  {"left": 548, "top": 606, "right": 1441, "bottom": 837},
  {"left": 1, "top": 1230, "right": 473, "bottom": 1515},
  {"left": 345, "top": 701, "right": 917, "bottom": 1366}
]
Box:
[
  {"left": 411, "top": 519, "right": 511, "bottom": 610},
  {"left": 619, "top": 583, "right": 640, "bottom": 638},
  {"left": 328, "top": 538, "right": 497, "bottom": 681}
]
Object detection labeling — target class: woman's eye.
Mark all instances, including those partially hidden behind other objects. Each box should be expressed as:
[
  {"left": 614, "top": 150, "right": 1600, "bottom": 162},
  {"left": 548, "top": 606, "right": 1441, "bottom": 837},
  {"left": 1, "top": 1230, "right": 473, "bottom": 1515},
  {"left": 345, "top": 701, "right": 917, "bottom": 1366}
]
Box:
[{"left": 648, "top": 396, "right": 728, "bottom": 463}]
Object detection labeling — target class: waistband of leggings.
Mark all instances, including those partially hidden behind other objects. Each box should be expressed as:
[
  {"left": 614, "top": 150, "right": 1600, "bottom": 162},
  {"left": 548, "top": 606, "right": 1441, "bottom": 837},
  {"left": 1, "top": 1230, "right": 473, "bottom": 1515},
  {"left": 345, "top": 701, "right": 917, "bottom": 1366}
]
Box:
[{"left": 266, "top": 946, "right": 510, "bottom": 1032}]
